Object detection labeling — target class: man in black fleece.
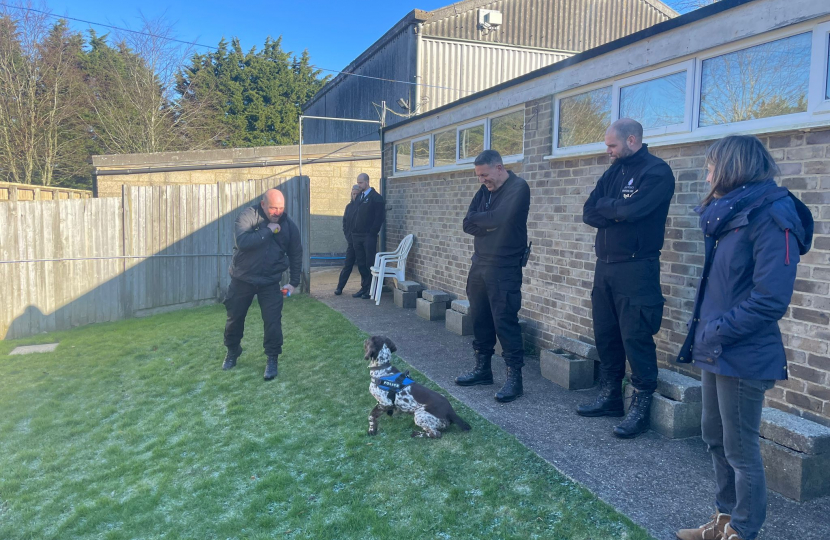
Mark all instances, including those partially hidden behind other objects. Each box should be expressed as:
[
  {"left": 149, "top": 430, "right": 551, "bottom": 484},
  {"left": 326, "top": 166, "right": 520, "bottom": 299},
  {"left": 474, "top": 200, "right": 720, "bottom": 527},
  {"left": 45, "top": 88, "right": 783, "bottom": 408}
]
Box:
[
  {"left": 334, "top": 184, "right": 361, "bottom": 295},
  {"left": 351, "top": 173, "right": 386, "bottom": 299},
  {"left": 455, "top": 150, "right": 531, "bottom": 403},
  {"left": 578, "top": 118, "right": 675, "bottom": 438}
]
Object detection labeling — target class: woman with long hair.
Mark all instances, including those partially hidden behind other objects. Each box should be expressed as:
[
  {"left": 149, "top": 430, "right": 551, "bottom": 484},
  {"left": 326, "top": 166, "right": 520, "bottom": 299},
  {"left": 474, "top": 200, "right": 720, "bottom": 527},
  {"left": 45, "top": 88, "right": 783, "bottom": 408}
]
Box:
[{"left": 675, "top": 135, "right": 813, "bottom": 540}]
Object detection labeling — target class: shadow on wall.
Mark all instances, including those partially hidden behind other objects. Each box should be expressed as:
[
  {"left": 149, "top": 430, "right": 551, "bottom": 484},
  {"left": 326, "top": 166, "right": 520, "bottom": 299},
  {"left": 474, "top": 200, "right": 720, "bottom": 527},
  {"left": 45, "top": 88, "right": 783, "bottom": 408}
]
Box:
[{"left": 2, "top": 176, "right": 311, "bottom": 341}]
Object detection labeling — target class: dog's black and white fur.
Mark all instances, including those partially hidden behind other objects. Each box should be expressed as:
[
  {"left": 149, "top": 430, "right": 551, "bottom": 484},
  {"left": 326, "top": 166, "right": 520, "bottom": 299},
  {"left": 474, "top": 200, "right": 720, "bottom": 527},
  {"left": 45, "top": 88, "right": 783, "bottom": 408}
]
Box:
[{"left": 364, "top": 335, "right": 471, "bottom": 438}]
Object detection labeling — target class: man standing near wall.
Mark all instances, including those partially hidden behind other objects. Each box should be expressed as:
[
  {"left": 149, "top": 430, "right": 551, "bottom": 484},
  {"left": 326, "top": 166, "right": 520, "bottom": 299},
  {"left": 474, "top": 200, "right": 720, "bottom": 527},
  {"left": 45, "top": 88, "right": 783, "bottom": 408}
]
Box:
[
  {"left": 579, "top": 118, "right": 675, "bottom": 438},
  {"left": 351, "top": 173, "right": 385, "bottom": 299},
  {"left": 334, "top": 184, "right": 361, "bottom": 295},
  {"left": 455, "top": 150, "right": 531, "bottom": 403},
  {"left": 221, "top": 188, "right": 303, "bottom": 380}
]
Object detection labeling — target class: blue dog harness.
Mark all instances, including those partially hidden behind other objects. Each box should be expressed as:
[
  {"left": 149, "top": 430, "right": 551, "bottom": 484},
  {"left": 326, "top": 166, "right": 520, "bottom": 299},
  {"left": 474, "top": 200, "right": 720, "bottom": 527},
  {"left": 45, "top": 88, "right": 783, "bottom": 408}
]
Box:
[{"left": 372, "top": 371, "right": 415, "bottom": 405}]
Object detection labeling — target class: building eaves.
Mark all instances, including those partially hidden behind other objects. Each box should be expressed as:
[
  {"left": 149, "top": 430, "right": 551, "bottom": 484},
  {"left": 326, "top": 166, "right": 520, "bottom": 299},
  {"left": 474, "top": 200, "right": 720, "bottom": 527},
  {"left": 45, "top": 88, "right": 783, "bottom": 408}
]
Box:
[
  {"left": 302, "top": 9, "right": 430, "bottom": 111},
  {"left": 385, "top": 0, "right": 755, "bottom": 134}
]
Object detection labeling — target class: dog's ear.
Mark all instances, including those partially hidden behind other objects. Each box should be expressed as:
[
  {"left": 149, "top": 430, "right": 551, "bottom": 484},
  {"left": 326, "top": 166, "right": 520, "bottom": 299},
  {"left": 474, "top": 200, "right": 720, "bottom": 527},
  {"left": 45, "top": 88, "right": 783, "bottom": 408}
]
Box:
[
  {"left": 382, "top": 336, "right": 397, "bottom": 353},
  {"left": 364, "top": 335, "right": 382, "bottom": 360}
]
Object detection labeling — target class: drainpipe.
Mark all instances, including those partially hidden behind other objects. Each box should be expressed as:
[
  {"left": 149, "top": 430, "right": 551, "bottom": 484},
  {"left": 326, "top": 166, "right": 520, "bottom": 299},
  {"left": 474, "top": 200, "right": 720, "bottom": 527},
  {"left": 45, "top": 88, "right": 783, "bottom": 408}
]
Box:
[{"left": 414, "top": 22, "right": 423, "bottom": 116}]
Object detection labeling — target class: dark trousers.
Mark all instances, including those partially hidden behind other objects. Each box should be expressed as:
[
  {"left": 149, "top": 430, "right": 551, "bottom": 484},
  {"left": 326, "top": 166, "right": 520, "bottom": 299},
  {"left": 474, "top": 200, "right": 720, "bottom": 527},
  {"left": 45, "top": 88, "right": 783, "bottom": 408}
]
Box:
[
  {"left": 592, "top": 258, "right": 663, "bottom": 393},
  {"left": 336, "top": 238, "right": 356, "bottom": 290},
  {"left": 466, "top": 263, "right": 524, "bottom": 368},
  {"left": 352, "top": 233, "right": 378, "bottom": 293},
  {"left": 701, "top": 371, "right": 774, "bottom": 540},
  {"left": 223, "top": 278, "right": 284, "bottom": 356}
]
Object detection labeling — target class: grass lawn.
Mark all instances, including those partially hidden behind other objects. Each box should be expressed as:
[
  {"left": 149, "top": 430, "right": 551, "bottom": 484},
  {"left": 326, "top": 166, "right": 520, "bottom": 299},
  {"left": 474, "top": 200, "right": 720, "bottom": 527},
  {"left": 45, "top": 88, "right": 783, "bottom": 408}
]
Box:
[{"left": 0, "top": 295, "right": 653, "bottom": 540}]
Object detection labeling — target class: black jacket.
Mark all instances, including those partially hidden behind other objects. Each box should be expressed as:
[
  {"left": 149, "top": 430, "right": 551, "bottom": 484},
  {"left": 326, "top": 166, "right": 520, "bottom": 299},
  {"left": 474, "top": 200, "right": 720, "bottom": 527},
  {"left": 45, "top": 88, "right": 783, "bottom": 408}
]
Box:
[
  {"left": 351, "top": 188, "right": 385, "bottom": 236},
  {"left": 229, "top": 204, "right": 303, "bottom": 287},
  {"left": 342, "top": 198, "right": 359, "bottom": 239},
  {"left": 463, "top": 171, "right": 530, "bottom": 267},
  {"left": 583, "top": 145, "right": 675, "bottom": 262}
]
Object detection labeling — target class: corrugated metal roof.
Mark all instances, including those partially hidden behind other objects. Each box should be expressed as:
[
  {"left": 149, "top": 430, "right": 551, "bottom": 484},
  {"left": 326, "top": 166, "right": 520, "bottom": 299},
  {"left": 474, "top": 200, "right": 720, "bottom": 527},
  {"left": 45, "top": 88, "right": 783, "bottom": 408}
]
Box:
[
  {"left": 422, "top": 0, "right": 677, "bottom": 52},
  {"left": 420, "top": 37, "right": 571, "bottom": 111}
]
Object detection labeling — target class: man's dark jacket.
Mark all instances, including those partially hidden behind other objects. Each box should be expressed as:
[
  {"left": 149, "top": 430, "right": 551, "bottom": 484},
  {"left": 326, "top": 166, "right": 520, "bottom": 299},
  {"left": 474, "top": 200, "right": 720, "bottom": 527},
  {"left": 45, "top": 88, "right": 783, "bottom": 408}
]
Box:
[
  {"left": 351, "top": 188, "right": 385, "bottom": 236},
  {"left": 463, "top": 170, "right": 530, "bottom": 267},
  {"left": 583, "top": 145, "right": 675, "bottom": 262},
  {"left": 342, "top": 198, "right": 359, "bottom": 239},
  {"left": 676, "top": 180, "right": 813, "bottom": 381},
  {"left": 229, "top": 204, "right": 303, "bottom": 287}
]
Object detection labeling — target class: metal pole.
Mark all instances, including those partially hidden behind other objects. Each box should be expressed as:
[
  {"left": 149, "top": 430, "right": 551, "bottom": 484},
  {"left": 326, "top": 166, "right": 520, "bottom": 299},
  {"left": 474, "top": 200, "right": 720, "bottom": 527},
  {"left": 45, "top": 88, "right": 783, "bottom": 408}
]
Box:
[{"left": 299, "top": 115, "right": 303, "bottom": 178}]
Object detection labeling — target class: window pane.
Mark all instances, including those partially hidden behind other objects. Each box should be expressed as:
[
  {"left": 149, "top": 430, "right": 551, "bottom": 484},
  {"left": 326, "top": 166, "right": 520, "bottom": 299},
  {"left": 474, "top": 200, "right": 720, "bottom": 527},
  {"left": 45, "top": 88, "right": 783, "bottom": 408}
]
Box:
[
  {"left": 413, "top": 139, "right": 430, "bottom": 168},
  {"left": 557, "top": 87, "right": 612, "bottom": 148},
  {"left": 395, "top": 143, "right": 410, "bottom": 172},
  {"left": 699, "top": 33, "right": 811, "bottom": 127},
  {"left": 490, "top": 110, "right": 524, "bottom": 156},
  {"left": 433, "top": 129, "right": 456, "bottom": 167},
  {"left": 826, "top": 35, "right": 830, "bottom": 100},
  {"left": 620, "top": 71, "right": 687, "bottom": 130},
  {"left": 459, "top": 124, "right": 485, "bottom": 160}
]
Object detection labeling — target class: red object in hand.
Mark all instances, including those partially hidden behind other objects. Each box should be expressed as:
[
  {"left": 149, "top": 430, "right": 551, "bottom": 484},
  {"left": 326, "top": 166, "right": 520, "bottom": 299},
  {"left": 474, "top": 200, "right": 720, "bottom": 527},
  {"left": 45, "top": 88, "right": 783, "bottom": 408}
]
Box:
[{"left": 281, "top": 288, "right": 290, "bottom": 297}]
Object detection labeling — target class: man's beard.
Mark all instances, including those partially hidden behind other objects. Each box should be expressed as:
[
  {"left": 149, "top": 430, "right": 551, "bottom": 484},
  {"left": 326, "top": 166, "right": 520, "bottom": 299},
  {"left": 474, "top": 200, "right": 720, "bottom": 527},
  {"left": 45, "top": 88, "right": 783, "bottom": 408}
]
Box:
[{"left": 611, "top": 147, "right": 635, "bottom": 164}]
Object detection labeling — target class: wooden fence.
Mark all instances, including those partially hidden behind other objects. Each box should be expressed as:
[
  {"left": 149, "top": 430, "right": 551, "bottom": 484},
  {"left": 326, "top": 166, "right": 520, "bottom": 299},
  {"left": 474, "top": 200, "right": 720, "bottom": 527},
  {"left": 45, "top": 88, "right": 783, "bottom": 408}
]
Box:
[{"left": 0, "top": 176, "right": 310, "bottom": 340}]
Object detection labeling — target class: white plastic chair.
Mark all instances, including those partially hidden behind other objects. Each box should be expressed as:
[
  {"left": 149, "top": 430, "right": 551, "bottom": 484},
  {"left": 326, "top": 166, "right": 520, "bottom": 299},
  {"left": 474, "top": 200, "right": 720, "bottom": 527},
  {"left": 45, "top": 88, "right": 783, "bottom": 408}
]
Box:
[{"left": 369, "top": 234, "right": 414, "bottom": 305}]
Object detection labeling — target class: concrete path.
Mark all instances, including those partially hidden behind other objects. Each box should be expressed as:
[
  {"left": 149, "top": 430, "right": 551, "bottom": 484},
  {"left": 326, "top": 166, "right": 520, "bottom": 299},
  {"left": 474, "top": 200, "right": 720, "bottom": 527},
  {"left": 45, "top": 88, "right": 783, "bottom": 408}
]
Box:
[{"left": 310, "top": 268, "right": 830, "bottom": 540}]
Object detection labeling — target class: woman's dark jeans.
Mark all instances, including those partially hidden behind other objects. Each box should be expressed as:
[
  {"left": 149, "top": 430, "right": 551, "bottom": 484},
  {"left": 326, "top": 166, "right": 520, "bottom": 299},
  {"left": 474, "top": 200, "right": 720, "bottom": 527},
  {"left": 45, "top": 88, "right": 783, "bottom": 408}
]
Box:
[{"left": 701, "top": 371, "right": 774, "bottom": 540}]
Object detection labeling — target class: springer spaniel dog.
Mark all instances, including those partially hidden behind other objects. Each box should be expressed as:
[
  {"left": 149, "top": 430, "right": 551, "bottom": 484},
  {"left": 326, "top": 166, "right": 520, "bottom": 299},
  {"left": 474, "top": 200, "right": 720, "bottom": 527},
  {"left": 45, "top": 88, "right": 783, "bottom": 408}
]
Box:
[{"left": 364, "top": 335, "right": 471, "bottom": 439}]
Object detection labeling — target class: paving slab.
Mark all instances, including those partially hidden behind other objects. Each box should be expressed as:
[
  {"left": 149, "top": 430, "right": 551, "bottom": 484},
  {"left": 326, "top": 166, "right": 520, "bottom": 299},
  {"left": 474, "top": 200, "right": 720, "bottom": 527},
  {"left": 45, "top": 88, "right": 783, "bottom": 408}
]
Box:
[
  {"left": 310, "top": 268, "right": 830, "bottom": 540},
  {"left": 9, "top": 343, "right": 59, "bottom": 355}
]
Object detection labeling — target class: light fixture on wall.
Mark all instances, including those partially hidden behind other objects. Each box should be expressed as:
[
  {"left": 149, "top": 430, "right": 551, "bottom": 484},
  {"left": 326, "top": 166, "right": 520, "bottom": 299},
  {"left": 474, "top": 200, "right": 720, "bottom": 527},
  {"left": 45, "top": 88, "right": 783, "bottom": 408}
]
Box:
[
  {"left": 396, "top": 98, "right": 410, "bottom": 111},
  {"left": 478, "top": 9, "right": 502, "bottom": 35}
]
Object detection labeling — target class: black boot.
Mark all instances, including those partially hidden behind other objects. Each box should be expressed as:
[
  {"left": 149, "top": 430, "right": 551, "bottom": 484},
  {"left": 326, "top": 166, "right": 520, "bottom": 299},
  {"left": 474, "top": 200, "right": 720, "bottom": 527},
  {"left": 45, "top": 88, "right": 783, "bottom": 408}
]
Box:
[
  {"left": 455, "top": 352, "right": 493, "bottom": 386},
  {"left": 576, "top": 378, "right": 624, "bottom": 417},
  {"left": 495, "top": 367, "right": 523, "bottom": 402},
  {"left": 613, "top": 390, "right": 653, "bottom": 438},
  {"left": 264, "top": 355, "right": 279, "bottom": 381},
  {"left": 222, "top": 345, "right": 242, "bottom": 370}
]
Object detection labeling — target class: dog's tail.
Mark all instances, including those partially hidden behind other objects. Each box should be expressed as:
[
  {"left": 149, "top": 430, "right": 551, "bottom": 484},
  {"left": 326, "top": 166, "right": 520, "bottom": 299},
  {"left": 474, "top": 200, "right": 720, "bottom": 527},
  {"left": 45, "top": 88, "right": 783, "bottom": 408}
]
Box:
[{"left": 448, "top": 411, "right": 471, "bottom": 431}]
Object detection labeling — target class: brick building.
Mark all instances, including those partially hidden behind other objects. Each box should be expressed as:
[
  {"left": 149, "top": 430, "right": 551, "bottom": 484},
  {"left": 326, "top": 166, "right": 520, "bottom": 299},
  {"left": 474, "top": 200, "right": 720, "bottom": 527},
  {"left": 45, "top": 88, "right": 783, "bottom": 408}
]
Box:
[{"left": 381, "top": 0, "right": 830, "bottom": 425}]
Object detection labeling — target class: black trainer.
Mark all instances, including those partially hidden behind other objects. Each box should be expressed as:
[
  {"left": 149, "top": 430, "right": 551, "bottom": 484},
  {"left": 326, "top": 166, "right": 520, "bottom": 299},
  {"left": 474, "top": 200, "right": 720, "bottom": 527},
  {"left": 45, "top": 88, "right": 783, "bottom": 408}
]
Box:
[
  {"left": 222, "top": 346, "right": 242, "bottom": 370},
  {"left": 334, "top": 288, "right": 343, "bottom": 295},
  {"left": 613, "top": 390, "right": 653, "bottom": 439},
  {"left": 455, "top": 352, "right": 494, "bottom": 386},
  {"left": 352, "top": 290, "right": 366, "bottom": 298},
  {"left": 264, "top": 355, "right": 279, "bottom": 381},
  {"left": 576, "top": 378, "right": 624, "bottom": 417},
  {"left": 495, "top": 367, "right": 523, "bottom": 403}
]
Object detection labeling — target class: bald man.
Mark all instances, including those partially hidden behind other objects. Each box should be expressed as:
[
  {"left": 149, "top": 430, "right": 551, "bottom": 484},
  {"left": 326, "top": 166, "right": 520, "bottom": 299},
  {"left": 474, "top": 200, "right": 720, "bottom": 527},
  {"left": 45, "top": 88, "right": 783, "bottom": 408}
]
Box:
[
  {"left": 222, "top": 188, "right": 303, "bottom": 380},
  {"left": 578, "top": 118, "right": 675, "bottom": 438},
  {"left": 350, "top": 173, "right": 386, "bottom": 299}
]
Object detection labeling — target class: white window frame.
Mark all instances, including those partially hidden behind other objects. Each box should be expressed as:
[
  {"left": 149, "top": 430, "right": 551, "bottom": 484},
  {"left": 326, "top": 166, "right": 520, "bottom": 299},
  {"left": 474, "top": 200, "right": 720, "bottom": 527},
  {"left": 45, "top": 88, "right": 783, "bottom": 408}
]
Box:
[
  {"left": 431, "top": 128, "right": 458, "bottom": 170},
  {"left": 614, "top": 60, "right": 695, "bottom": 138},
  {"left": 692, "top": 28, "right": 814, "bottom": 138},
  {"left": 488, "top": 107, "right": 526, "bottom": 158},
  {"left": 456, "top": 119, "right": 488, "bottom": 164},
  {"left": 410, "top": 136, "right": 432, "bottom": 170},
  {"left": 393, "top": 141, "right": 411, "bottom": 173},
  {"left": 808, "top": 21, "right": 830, "bottom": 116},
  {"left": 552, "top": 81, "right": 614, "bottom": 155}
]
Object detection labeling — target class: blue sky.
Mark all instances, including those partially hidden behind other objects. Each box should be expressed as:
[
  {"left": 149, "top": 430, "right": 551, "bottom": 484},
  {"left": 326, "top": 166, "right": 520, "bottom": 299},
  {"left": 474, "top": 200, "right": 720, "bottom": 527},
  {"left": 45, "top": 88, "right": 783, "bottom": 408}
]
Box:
[{"left": 43, "top": 0, "right": 687, "bottom": 74}]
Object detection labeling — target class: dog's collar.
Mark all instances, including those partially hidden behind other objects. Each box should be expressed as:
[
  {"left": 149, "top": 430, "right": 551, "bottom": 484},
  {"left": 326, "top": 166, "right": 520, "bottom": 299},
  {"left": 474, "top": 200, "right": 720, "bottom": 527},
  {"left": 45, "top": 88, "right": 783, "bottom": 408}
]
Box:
[{"left": 369, "top": 362, "right": 391, "bottom": 371}]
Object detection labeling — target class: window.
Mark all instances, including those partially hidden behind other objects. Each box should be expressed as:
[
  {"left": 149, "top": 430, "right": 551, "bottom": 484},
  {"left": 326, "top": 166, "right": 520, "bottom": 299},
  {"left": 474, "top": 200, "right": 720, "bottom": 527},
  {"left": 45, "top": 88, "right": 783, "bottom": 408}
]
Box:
[
  {"left": 412, "top": 138, "right": 430, "bottom": 168},
  {"left": 433, "top": 129, "right": 456, "bottom": 167},
  {"left": 489, "top": 110, "right": 524, "bottom": 157},
  {"left": 395, "top": 143, "right": 410, "bottom": 172},
  {"left": 699, "top": 32, "right": 812, "bottom": 127},
  {"left": 620, "top": 71, "right": 687, "bottom": 130},
  {"left": 826, "top": 34, "right": 830, "bottom": 100},
  {"left": 557, "top": 86, "right": 612, "bottom": 148},
  {"left": 458, "top": 122, "right": 485, "bottom": 161}
]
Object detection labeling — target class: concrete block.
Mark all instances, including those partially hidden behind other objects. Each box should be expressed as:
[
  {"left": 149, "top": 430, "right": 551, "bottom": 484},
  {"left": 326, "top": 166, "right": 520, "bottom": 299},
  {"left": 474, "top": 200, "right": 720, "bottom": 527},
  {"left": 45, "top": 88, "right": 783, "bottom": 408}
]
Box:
[
  {"left": 394, "top": 288, "right": 418, "bottom": 309},
  {"left": 446, "top": 309, "right": 473, "bottom": 335},
  {"left": 761, "top": 439, "right": 830, "bottom": 501},
  {"left": 624, "top": 385, "right": 702, "bottom": 439},
  {"left": 760, "top": 407, "right": 830, "bottom": 455},
  {"left": 451, "top": 299, "right": 470, "bottom": 314},
  {"left": 540, "top": 348, "right": 594, "bottom": 390},
  {"left": 396, "top": 280, "right": 424, "bottom": 293},
  {"left": 10, "top": 343, "right": 59, "bottom": 355},
  {"left": 416, "top": 298, "right": 447, "bottom": 320},
  {"left": 422, "top": 290, "right": 450, "bottom": 303},
  {"left": 495, "top": 319, "right": 527, "bottom": 357},
  {"left": 655, "top": 368, "right": 702, "bottom": 403},
  {"left": 550, "top": 335, "right": 599, "bottom": 361}
]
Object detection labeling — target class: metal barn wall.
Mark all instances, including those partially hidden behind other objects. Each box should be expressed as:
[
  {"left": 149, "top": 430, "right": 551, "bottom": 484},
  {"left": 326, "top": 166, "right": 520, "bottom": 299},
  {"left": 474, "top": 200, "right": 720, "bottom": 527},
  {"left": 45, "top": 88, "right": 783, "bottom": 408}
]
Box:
[
  {"left": 421, "top": 0, "right": 676, "bottom": 52},
  {"left": 419, "top": 37, "right": 571, "bottom": 112}
]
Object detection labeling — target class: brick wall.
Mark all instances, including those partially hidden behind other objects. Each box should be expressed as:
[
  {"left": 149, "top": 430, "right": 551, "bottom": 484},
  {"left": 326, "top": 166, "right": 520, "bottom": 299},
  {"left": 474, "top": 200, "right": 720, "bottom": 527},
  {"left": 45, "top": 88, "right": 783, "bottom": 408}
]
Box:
[{"left": 384, "top": 100, "right": 830, "bottom": 426}]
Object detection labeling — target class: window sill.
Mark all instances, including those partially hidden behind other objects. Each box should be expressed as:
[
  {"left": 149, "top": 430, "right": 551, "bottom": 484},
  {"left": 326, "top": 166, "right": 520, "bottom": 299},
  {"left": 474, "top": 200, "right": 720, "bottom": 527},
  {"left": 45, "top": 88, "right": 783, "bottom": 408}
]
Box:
[{"left": 389, "top": 155, "right": 524, "bottom": 179}]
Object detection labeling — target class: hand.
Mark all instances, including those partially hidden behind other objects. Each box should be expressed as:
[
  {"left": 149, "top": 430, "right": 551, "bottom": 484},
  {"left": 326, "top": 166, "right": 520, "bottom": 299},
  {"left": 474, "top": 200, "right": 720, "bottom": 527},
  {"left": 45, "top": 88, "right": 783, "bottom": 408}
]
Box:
[
  {"left": 267, "top": 223, "right": 280, "bottom": 233},
  {"left": 283, "top": 284, "right": 295, "bottom": 296}
]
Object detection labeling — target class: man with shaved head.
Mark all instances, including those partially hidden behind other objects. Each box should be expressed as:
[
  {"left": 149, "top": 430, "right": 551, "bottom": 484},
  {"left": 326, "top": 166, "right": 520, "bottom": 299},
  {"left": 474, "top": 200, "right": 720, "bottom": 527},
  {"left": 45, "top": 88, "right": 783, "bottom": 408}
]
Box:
[
  {"left": 349, "top": 173, "right": 386, "bottom": 299},
  {"left": 222, "top": 187, "right": 303, "bottom": 380},
  {"left": 578, "top": 118, "right": 676, "bottom": 438}
]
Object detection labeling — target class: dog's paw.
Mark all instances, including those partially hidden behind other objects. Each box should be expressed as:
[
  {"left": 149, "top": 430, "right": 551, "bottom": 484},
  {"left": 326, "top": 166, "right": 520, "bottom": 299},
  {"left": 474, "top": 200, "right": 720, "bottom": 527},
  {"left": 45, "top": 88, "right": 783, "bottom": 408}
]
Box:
[
  {"left": 367, "top": 428, "right": 378, "bottom": 436},
  {"left": 411, "top": 430, "right": 424, "bottom": 438}
]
